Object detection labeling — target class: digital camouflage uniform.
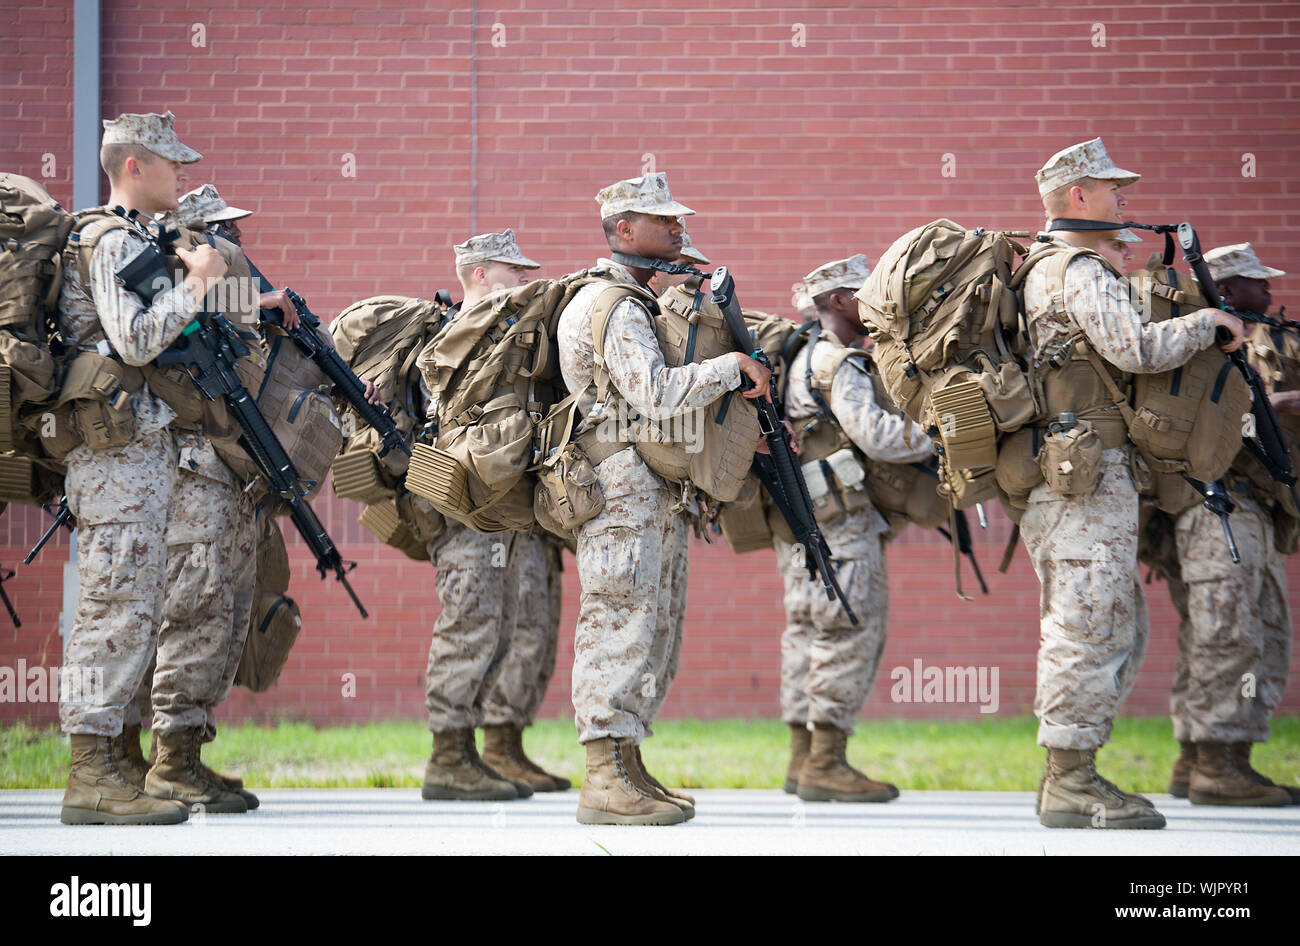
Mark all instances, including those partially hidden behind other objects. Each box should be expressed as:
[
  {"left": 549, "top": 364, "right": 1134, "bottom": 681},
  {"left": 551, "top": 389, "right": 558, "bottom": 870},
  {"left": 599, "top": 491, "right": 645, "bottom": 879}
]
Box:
[
  {"left": 1021, "top": 242, "right": 1216, "bottom": 751},
  {"left": 481, "top": 533, "right": 564, "bottom": 728},
  {"left": 557, "top": 257, "right": 741, "bottom": 745},
  {"left": 424, "top": 523, "right": 516, "bottom": 731},
  {"left": 57, "top": 221, "right": 201, "bottom": 736},
  {"left": 776, "top": 326, "right": 929, "bottom": 731}
]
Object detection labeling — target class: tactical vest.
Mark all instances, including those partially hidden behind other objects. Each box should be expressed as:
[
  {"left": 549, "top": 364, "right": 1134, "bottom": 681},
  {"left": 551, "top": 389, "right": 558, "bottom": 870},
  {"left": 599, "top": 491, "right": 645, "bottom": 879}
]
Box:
[{"left": 589, "top": 277, "right": 759, "bottom": 503}]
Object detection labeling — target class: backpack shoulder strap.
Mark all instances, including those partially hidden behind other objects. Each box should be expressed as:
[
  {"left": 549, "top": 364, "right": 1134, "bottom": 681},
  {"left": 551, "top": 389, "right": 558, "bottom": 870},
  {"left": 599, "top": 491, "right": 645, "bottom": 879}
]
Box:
[
  {"left": 589, "top": 282, "right": 659, "bottom": 402},
  {"left": 67, "top": 208, "right": 137, "bottom": 289}
]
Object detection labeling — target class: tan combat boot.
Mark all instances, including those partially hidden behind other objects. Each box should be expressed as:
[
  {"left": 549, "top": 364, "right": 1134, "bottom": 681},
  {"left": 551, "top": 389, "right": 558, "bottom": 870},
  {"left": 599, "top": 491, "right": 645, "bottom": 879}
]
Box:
[
  {"left": 796, "top": 723, "right": 898, "bottom": 803},
  {"left": 1039, "top": 748, "right": 1166, "bottom": 829},
  {"left": 422, "top": 729, "right": 520, "bottom": 801},
  {"left": 114, "top": 724, "right": 150, "bottom": 790},
  {"left": 632, "top": 743, "right": 695, "bottom": 807},
  {"left": 481, "top": 724, "right": 569, "bottom": 792},
  {"left": 61, "top": 734, "right": 189, "bottom": 825},
  {"left": 1167, "top": 741, "right": 1195, "bottom": 798},
  {"left": 1188, "top": 742, "right": 1290, "bottom": 807},
  {"left": 624, "top": 743, "right": 694, "bottom": 821},
  {"left": 784, "top": 723, "right": 811, "bottom": 795},
  {"left": 150, "top": 728, "right": 254, "bottom": 805},
  {"left": 576, "top": 737, "right": 685, "bottom": 826},
  {"left": 1233, "top": 742, "right": 1299, "bottom": 805},
  {"left": 146, "top": 728, "right": 248, "bottom": 813}
]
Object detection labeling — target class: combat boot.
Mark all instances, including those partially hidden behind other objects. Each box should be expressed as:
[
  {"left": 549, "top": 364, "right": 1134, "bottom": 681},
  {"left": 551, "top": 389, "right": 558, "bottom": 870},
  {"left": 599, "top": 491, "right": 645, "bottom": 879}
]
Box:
[
  {"left": 150, "top": 728, "right": 253, "bottom": 804},
  {"left": 1038, "top": 748, "right": 1166, "bottom": 829},
  {"left": 796, "top": 723, "right": 897, "bottom": 803},
  {"left": 632, "top": 743, "right": 695, "bottom": 807},
  {"left": 467, "top": 730, "right": 532, "bottom": 798},
  {"left": 1188, "top": 742, "right": 1290, "bottom": 807},
  {"left": 481, "top": 724, "right": 569, "bottom": 792},
  {"left": 146, "top": 728, "right": 248, "bottom": 813},
  {"left": 576, "top": 737, "right": 685, "bottom": 826},
  {"left": 422, "top": 728, "right": 519, "bottom": 801},
  {"left": 114, "top": 724, "right": 150, "bottom": 790},
  {"left": 1233, "top": 742, "right": 1300, "bottom": 805},
  {"left": 624, "top": 742, "right": 693, "bottom": 821},
  {"left": 784, "top": 723, "right": 811, "bottom": 794},
  {"left": 61, "top": 734, "right": 189, "bottom": 825},
  {"left": 1167, "top": 741, "right": 1195, "bottom": 798}
]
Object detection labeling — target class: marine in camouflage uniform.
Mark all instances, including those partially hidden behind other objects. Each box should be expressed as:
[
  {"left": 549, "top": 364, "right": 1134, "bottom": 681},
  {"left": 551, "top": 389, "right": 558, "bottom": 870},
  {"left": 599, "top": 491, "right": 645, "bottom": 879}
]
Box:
[
  {"left": 422, "top": 231, "right": 570, "bottom": 799},
  {"left": 776, "top": 255, "right": 932, "bottom": 802},
  {"left": 1160, "top": 243, "right": 1296, "bottom": 806},
  {"left": 57, "top": 112, "right": 235, "bottom": 824},
  {"left": 1021, "top": 138, "right": 1245, "bottom": 829},
  {"left": 558, "top": 173, "right": 766, "bottom": 825}
]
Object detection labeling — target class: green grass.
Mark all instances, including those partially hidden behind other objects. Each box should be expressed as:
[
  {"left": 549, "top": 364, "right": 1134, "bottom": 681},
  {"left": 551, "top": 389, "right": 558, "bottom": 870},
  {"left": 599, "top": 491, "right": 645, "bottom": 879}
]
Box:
[{"left": 5, "top": 716, "right": 1299, "bottom": 792}]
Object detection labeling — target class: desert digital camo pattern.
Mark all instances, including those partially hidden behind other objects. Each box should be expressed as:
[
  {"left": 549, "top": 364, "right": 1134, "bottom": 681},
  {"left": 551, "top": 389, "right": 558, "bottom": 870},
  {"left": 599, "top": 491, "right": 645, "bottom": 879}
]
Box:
[
  {"left": 1020, "top": 453, "right": 1151, "bottom": 749},
  {"left": 424, "top": 523, "right": 514, "bottom": 731},
  {"left": 1166, "top": 496, "right": 1292, "bottom": 743},
  {"left": 1204, "top": 242, "right": 1286, "bottom": 282},
  {"left": 801, "top": 254, "right": 872, "bottom": 299},
  {"left": 558, "top": 260, "right": 743, "bottom": 744},
  {"left": 151, "top": 432, "right": 256, "bottom": 739},
  {"left": 100, "top": 110, "right": 202, "bottom": 163},
  {"left": 1023, "top": 240, "right": 1217, "bottom": 373},
  {"left": 595, "top": 172, "right": 695, "bottom": 219},
  {"left": 453, "top": 229, "right": 540, "bottom": 269},
  {"left": 481, "top": 535, "right": 563, "bottom": 728},
  {"left": 1034, "top": 137, "right": 1139, "bottom": 197},
  {"left": 59, "top": 429, "right": 175, "bottom": 734},
  {"left": 774, "top": 511, "right": 890, "bottom": 732}
]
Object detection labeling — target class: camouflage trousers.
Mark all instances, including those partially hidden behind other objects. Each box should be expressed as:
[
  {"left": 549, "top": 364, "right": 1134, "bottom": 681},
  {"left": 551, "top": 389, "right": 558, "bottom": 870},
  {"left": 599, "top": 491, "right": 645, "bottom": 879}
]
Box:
[
  {"left": 639, "top": 510, "right": 691, "bottom": 736},
  {"left": 1021, "top": 450, "right": 1149, "bottom": 750},
  {"left": 425, "top": 523, "right": 516, "bottom": 731},
  {"left": 481, "top": 535, "right": 564, "bottom": 728},
  {"left": 60, "top": 429, "right": 175, "bottom": 736},
  {"left": 1166, "top": 494, "right": 1292, "bottom": 744},
  {"left": 775, "top": 508, "right": 890, "bottom": 732},
  {"left": 572, "top": 450, "right": 687, "bottom": 743},
  {"left": 151, "top": 431, "right": 257, "bottom": 739}
]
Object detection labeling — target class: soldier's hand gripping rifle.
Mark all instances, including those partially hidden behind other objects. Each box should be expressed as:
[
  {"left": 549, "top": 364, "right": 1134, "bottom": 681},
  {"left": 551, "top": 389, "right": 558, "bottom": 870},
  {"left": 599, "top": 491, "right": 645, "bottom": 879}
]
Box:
[
  {"left": 231, "top": 247, "right": 413, "bottom": 459},
  {"left": 121, "top": 228, "right": 368, "bottom": 617},
  {"left": 709, "top": 267, "right": 859, "bottom": 625}
]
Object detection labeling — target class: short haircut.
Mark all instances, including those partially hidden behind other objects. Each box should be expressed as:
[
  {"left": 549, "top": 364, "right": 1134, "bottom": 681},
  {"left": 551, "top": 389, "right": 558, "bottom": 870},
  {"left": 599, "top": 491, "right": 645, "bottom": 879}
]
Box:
[
  {"left": 100, "top": 143, "right": 156, "bottom": 181},
  {"left": 1041, "top": 176, "right": 1104, "bottom": 218},
  {"left": 602, "top": 211, "right": 639, "bottom": 249},
  {"left": 455, "top": 260, "right": 481, "bottom": 290},
  {"left": 812, "top": 288, "right": 848, "bottom": 315}
]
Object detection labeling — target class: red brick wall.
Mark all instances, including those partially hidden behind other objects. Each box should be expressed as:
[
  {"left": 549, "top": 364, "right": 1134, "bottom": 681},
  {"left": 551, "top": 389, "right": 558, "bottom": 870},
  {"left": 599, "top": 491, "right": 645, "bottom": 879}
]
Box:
[{"left": 2, "top": 0, "right": 1298, "bottom": 727}]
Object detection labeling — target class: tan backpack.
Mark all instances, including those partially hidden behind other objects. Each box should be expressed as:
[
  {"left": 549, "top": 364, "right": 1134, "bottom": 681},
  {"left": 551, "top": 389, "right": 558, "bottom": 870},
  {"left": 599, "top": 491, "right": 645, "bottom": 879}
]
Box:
[
  {"left": 856, "top": 220, "right": 1036, "bottom": 510},
  {"left": 589, "top": 278, "right": 760, "bottom": 504},
  {"left": 328, "top": 294, "right": 452, "bottom": 555},
  {"left": 235, "top": 514, "right": 302, "bottom": 693}
]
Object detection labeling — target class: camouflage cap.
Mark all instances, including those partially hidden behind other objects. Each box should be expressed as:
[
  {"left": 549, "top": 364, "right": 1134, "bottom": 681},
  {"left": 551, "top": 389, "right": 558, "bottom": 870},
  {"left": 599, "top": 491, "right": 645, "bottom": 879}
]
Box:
[
  {"left": 679, "top": 228, "right": 710, "bottom": 265},
  {"left": 595, "top": 172, "right": 695, "bottom": 220},
  {"left": 1206, "top": 242, "right": 1286, "bottom": 282},
  {"left": 101, "top": 111, "right": 202, "bottom": 164},
  {"left": 173, "top": 184, "right": 252, "bottom": 227},
  {"left": 453, "top": 229, "right": 541, "bottom": 269},
  {"left": 1035, "top": 137, "right": 1139, "bottom": 198},
  {"left": 803, "top": 254, "right": 872, "bottom": 298}
]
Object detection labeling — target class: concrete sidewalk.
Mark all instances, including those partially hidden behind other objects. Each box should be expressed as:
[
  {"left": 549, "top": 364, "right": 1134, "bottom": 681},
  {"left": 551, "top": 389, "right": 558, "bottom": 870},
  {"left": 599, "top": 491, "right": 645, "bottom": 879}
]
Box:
[{"left": 3, "top": 789, "right": 1297, "bottom": 855}]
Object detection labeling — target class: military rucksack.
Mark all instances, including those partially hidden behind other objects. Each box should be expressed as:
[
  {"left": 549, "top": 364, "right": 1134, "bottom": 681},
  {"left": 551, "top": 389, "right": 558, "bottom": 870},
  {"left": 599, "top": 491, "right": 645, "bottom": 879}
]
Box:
[
  {"left": 235, "top": 514, "right": 302, "bottom": 693},
  {"left": 0, "top": 174, "right": 76, "bottom": 506},
  {"left": 328, "top": 294, "right": 452, "bottom": 557},
  {"left": 856, "top": 220, "right": 1037, "bottom": 510},
  {"left": 1009, "top": 243, "right": 1251, "bottom": 510}
]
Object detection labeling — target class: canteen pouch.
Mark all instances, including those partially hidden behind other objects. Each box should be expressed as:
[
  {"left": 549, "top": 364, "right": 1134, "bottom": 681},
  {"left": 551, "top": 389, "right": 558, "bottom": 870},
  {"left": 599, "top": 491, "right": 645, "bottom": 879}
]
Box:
[
  {"left": 534, "top": 395, "right": 606, "bottom": 538},
  {"left": 60, "top": 352, "right": 136, "bottom": 451},
  {"left": 1038, "top": 419, "right": 1103, "bottom": 496},
  {"left": 994, "top": 426, "right": 1045, "bottom": 508}
]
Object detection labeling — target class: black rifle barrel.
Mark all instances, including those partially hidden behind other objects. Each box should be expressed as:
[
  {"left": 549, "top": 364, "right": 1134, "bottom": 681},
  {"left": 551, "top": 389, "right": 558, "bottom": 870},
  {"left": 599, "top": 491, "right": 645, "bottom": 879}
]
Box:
[
  {"left": 238, "top": 251, "right": 411, "bottom": 459},
  {"left": 709, "top": 266, "right": 858, "bottom": 625},
  {"left": 24, "top": 497, "right": 72, "bottom": 565}
]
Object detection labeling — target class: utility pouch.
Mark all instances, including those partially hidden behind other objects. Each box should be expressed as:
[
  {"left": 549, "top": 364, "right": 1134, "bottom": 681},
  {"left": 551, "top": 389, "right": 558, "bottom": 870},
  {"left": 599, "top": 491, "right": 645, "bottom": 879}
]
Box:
[
  {"left": 824, "top": 447, "right": 871, "bottom": 514},
  {"left": 60, "top": 352, "right": 136, "bottom": 450},
  {"left": 1038, "top": 415, "right": 1103, "bottom": 496}
]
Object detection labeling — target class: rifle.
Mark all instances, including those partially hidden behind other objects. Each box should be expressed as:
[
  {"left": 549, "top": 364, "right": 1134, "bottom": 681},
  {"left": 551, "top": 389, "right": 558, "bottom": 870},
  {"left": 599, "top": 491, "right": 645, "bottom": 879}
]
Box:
[
  {"left": 121, "top": 227, "right": 368, "bottom": 617},
  {"left": 0, "top": 565, "right": 19, "bottom": 627},
  {"left": 23, "top": 497, "right": 73, "bottom": 565},
  {"left": 709, "top": 267, "right": 858, "bottom": 625},
  {"left": 225, "top": 243, "right": 414, "bottom": 460}
]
